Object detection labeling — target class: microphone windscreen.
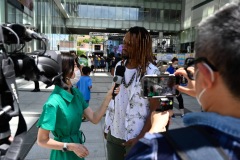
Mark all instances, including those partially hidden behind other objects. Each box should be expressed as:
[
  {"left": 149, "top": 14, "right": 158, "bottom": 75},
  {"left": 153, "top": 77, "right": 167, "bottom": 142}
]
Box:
[
  {"left": 113, "top": 76, "right": 122, "bottom": 84},
  {"left": 115, "top": 65, "right": 125, "bottom": 77}
]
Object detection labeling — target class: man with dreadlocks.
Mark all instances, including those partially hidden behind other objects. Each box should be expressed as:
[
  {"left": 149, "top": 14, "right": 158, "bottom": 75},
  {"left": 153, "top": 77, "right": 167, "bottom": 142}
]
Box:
[{"left": 104, "top": 26, "right": 160, "bottom": 160}]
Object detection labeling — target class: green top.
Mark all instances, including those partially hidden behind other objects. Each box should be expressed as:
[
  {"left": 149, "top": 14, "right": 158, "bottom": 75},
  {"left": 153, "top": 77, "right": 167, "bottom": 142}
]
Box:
[
  {"left": 148, "top": 92, "right": 158, "bottom": 97},
  {"left": 37, "top": 85, "right": 88, "bottom": 160}
]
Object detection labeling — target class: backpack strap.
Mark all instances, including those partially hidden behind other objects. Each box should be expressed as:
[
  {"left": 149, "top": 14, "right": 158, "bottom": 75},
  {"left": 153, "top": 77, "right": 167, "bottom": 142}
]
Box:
[{"left": 161, "top": 126, "right": 229, "bottom": 160}]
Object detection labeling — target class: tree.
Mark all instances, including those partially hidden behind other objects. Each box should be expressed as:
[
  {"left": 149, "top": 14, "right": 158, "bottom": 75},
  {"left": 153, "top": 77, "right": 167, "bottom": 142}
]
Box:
[
  {"left": 69, "top": 35, "right": 74, "bottom": 41},
  {"left": 77, "top": 40, "right": 83, "bottom": 46},
  {"left": 77, "top": 49, "right": 85, "bottom": 57},
  {"left": 83, "top": 39, "right": 89, "bottom": 43},
  {"left": 91, "top": 39, "right": 96, "bottom": 44}
]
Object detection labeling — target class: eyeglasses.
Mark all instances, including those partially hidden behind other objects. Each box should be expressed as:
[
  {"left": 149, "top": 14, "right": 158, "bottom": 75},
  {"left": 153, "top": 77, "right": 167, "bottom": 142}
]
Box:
[{"left": 184, "top": 57, "right": 218, "bottom": 80}]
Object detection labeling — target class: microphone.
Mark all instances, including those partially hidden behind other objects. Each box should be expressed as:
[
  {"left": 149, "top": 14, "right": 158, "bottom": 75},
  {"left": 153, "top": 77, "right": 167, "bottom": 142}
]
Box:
[
  {"left": 3, "top": 24, "right": 43, "bottom": 43},
  {"left": 112, "top": 65, "right": 125, "bottom": 99},
  {"left": 26, "top": 29, "right": 42, "bottom": 40}
]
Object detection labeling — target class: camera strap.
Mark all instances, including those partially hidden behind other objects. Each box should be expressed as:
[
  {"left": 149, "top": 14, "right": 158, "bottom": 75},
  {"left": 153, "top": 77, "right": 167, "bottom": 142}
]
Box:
[
  {"left": 0, "top": 25, "right": 4, "bottom": 47},
  {"left": 1, "top": 57, "right": 27, "bottom": 135},
  {"left": 0, "top": 57, "right": 2, "bottom": 109}
]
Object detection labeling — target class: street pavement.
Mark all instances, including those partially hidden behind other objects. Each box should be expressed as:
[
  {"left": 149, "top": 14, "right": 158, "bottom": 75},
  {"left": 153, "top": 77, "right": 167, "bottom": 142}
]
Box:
[{"left": 9, "top": 71, "right": 201, "bottom": 160}]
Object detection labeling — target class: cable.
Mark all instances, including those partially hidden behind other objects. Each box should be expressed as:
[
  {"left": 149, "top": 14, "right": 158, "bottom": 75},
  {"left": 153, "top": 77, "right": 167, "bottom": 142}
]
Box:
[
  {"left": 38, "top": 38, "right": 47, "bottom": 56},
  {"left": 2, "top": 26, "right": 20, "bottom": 52}
]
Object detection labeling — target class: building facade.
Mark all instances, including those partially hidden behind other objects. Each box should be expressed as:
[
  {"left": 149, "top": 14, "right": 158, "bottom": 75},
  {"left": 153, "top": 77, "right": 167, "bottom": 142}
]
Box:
[{"left": 0, "top": 0, "right": 235, "bottom": 54}]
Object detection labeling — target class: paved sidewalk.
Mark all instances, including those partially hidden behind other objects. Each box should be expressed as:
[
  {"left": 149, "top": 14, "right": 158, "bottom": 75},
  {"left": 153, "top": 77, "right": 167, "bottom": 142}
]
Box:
[{"left": 9, "top": 71, "right": 201, "bottom": 160}]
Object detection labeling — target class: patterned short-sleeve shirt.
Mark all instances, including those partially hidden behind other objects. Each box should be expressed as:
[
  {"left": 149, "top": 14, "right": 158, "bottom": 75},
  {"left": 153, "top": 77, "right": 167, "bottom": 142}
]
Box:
[{"left": 106, "top": 61, "right": 160, "bottom": 140}]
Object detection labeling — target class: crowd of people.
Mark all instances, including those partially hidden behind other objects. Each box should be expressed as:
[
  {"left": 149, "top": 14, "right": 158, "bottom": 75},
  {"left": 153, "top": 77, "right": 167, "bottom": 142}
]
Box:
[
  {"left": 35, "top": 1, "right": 240, "bottom": 160},
  {"left": 90, "top": 55, "right": 117, "bottom": 73}
]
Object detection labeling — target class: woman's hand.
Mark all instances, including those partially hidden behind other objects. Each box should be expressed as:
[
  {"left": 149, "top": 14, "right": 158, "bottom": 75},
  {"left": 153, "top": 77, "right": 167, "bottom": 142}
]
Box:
[
  {"left": 106, "top": 84, "right": 120, "bottom": 98},
  {"left": 68, "top": 143, "right": 89, "bottom": 158},
  {"left": 149, "top": 110, "right": 173, "bottom": 133},
  {"left": 174, "top": 67, "right": 196, "bottom": 97}
]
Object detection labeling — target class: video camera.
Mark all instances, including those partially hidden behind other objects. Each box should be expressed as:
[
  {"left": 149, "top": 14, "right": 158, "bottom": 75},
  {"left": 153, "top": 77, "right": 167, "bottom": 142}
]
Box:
[{"left": 0, "top": 23, "right": 63, "bottom": 160}]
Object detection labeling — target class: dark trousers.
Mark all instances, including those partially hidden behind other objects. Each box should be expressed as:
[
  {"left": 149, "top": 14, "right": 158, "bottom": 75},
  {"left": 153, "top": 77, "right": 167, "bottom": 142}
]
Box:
[
  {"left": 34, "top": 81, "right": 39, "bottom": 89},
  {"left": 106, "top": 132, "right": 132, "bottom": 160},
  {"left": 176, "top": 94, "right": 184, "bottom": 109},
  {"left": 168, "top": 94, "right": 184, "bottom": 110}
]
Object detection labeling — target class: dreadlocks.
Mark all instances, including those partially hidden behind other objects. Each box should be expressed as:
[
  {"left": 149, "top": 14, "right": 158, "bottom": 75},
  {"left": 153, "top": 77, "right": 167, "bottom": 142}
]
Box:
[{"left": 127, "top": 26, "right": 154, "bottom": 77}]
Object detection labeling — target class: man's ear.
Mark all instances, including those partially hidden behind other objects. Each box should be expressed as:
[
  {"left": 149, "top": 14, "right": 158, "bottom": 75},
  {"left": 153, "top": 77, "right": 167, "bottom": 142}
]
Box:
[{"left": 197, "top": 63, "right": 214, "bottom": 89}]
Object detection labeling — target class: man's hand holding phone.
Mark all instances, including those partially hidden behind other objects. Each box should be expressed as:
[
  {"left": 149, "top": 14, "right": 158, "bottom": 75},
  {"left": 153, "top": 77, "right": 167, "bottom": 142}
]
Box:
[
  {"left": 174, "top": 67, "right": 196, "bottom": 97},
  {"left": 149, "top": 110, "right": 173, "bottom": 133}
]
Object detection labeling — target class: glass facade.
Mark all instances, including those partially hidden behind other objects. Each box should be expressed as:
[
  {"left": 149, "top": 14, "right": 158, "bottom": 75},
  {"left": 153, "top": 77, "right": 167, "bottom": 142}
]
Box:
[
  {"left": 1, "top": 0, "right": 184, "bottom": 53},
  {"left": 34, "top": 0, "right": 66, "bottom": 50},
  {"left": 64, "top": 0, "right": 182, "bottom": 31},
  {"left": 0, "top": 0, "right": 5, "bottom": 23},
  {"left": 68, "top": 4, "right": 181, "bottom": 23}
]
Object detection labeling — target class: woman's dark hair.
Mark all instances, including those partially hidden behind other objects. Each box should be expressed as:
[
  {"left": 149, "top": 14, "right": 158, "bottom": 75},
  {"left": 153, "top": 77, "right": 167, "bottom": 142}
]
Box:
[
  {"left": 61, "top": 52, "right": 75, "bottom": 83},
  {"left": 74, "top": 57, "right": 81, "bottom": 68}
]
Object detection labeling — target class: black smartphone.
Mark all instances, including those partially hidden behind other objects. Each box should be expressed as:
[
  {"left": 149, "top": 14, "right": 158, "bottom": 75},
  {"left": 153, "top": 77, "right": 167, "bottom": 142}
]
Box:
[
  {"left": 156, "top": 97, "right": 173, "bottom": 112},
  {"left": 141, "top": 74, "right": 180, "bottom": 98}
]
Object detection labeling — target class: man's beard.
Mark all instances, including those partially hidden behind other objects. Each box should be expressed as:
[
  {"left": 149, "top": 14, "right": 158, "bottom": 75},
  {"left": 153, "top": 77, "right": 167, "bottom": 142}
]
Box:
[{"left": 122, "top": 54, "right": 129, "bottom": 60}]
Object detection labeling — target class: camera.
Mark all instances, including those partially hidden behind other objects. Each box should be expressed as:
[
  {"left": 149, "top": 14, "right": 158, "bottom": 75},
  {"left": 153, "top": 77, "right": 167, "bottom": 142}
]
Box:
[
  {"left": 0, "top": 23, "right": 63, "bottom": 160},
  {"left": 155, "top": 97, "right": 173, "bottom": 112}
]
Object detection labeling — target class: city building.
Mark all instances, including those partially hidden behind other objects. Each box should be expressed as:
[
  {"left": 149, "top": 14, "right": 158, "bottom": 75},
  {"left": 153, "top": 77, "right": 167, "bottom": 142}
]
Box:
[{"left": 0, "top": 0, "right": 234, "bottom": 56}]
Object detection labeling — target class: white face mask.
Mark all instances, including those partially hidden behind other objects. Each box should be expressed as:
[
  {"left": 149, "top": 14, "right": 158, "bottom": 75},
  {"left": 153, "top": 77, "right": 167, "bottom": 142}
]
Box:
[
  {"left": 196, "top": 88, "right": 206, "bottom": 106},
  {"left": 173, "top": 64, "right": 178, "bottom": 68},
  {"left": 195, "top": 63, "right": 215, "bottom": 107}
]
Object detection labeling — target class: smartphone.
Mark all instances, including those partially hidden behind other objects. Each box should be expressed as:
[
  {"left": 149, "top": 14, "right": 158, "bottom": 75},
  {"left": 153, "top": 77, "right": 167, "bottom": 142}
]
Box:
[
  {"left": 156, "top": 97, "right": 173, "bottom": 112},
  {"left": 141, "top": 74, "right": 180, "bottom": 98}
]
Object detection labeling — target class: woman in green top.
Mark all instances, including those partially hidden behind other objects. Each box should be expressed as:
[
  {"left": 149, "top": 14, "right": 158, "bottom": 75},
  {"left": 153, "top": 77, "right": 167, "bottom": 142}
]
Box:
[
  {"left": 148, "top": 86, "right": 158, "bottom": 97},
  {"left": 37, "top": 52, "right": 117, "bottom": 160}
]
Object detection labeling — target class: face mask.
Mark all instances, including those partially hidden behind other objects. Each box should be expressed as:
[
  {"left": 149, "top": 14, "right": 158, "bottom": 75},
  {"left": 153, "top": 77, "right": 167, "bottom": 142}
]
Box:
[
  {"left": 196, "top": 88, "right": 206, "bottom": 106},
  {"left": 173, "top": 64, "right": 178, "bottom": 68},
  {"left": 195, "top": 63, "right": 215, "bottom": 106},
  {"left": 194, "top": 69, "right": 205, "bottom": 106}
]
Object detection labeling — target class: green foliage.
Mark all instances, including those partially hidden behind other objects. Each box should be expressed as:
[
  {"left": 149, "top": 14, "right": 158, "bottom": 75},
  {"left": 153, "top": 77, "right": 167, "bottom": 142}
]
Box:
[
  {"left": 69, "top": 35, "right": 74, "bottom": 41},
  {"left": 77, "top": 40, "right": 82, "bottom": 46},
  {"left": 95, "top": 37, "right": 101, "bottom": 44},
  {"left": 81, "top": 37, "right": 104, "bottom": 44},
  {"left": 83, "top": 39, "right": 89, "bottom": 43},
  {"left": 92, "top": 37, "right": 104, "bottom": 44},
  {"left": 91, "top": 39, "right": 96, "bottom": 44},
  {"left": 77, "top": 49, "right": 85, "bottom": 56}
]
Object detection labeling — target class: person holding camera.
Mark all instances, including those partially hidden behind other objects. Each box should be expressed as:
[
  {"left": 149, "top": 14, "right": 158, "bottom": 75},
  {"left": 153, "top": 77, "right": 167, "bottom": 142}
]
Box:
[
  {"left": 125, "top": 2, "right": 240, "bottom": 159},
  {"left": 104, "top": 26, "right": 160, "bottom": 160},
  {"left": 37, "top": 52, "right": 119, "bottom": 160},
  {"left": 166, "top": 57, "right": 185, "bottom": 118}
]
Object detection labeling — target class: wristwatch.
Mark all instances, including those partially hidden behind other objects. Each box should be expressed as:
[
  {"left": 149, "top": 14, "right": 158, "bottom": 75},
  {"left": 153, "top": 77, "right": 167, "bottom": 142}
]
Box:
[{"left": 62, "top": 143, "right": 68, "bottom": 152}]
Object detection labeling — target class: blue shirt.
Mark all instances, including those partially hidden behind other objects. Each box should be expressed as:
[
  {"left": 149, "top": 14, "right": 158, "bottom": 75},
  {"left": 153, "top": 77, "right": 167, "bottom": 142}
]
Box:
[
  {"left": 125, "top": 112, "right": 240, "bottom": 160},
  {"left": 76, "top": 76, "right": 92, "bottom": 101},
  {"left": 166, "top": 65, "right": 175, "bottom": 74}
]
